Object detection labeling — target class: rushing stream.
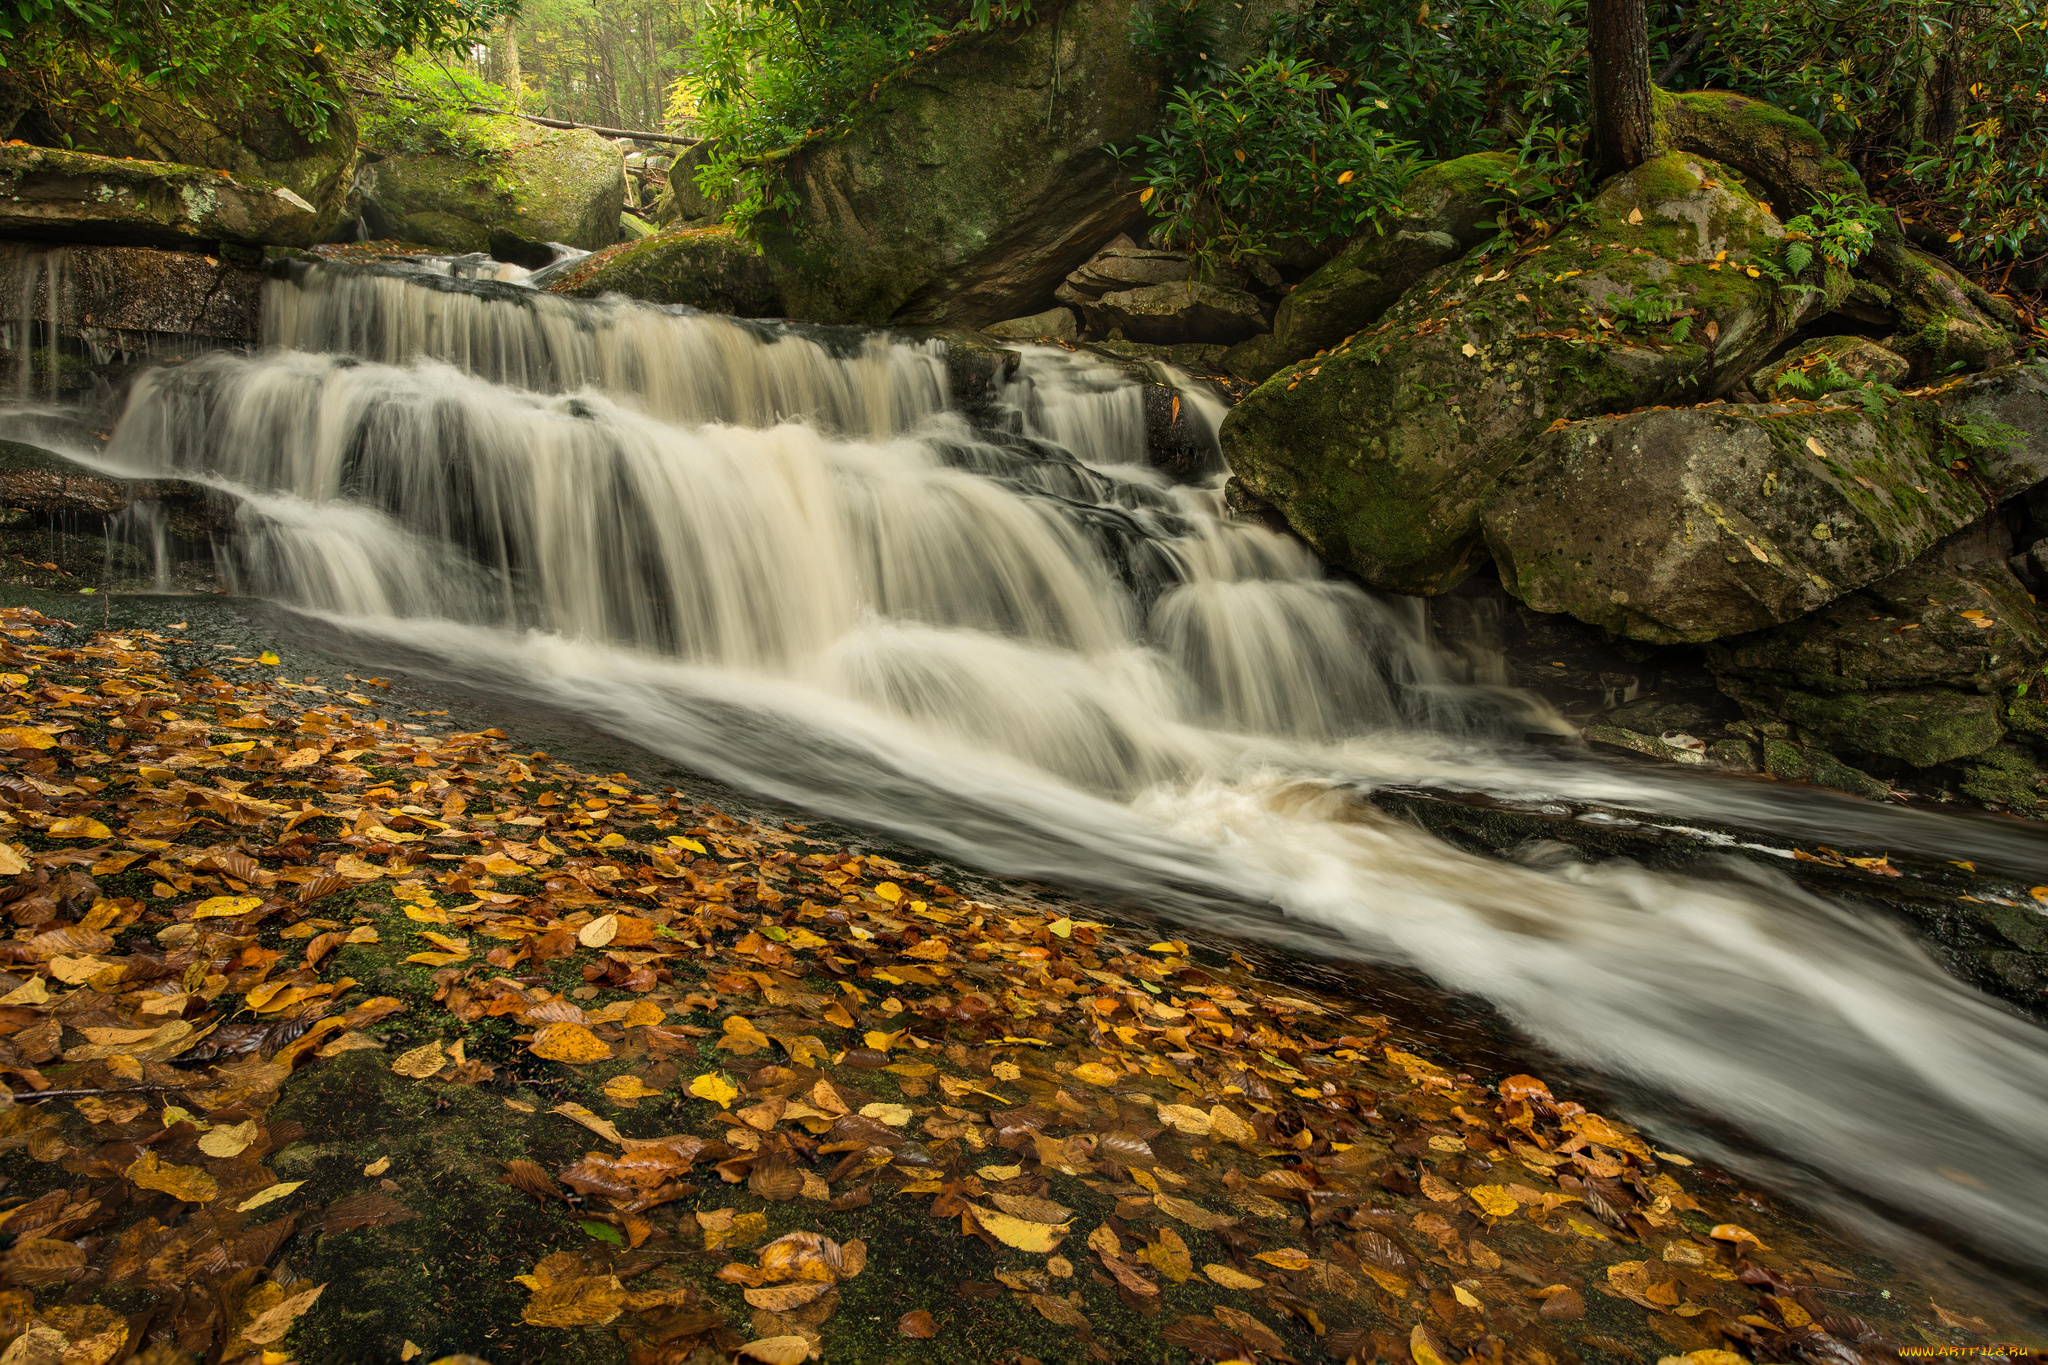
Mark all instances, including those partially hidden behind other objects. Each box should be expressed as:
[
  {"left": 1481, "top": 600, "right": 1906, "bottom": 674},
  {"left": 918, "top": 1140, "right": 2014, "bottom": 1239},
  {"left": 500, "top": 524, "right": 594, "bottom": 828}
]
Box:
[{"left": 12, "top": 260, "right": 2048, "bottom": 1305}]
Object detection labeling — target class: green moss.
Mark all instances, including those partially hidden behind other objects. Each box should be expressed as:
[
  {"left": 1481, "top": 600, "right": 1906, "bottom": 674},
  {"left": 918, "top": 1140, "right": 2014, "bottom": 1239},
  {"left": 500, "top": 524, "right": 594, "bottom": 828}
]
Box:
[{"left": 1958, "top": 744, "right": 2046, "bottom": 814}]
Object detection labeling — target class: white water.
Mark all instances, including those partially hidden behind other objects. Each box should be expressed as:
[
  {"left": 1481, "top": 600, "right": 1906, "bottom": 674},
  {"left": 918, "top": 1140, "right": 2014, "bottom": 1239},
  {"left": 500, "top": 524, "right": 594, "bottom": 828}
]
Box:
[{"left": 28, "top": 262, "right": 2048, "bottom": 1294}]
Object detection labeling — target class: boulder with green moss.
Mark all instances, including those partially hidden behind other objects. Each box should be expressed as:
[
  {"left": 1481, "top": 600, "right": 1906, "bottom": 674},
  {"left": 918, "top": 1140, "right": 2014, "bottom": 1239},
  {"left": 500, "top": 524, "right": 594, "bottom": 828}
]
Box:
[
  {"left": 1481, "top": 365, "right": 2048, "bottom": 642},
  {"left": 1224, "top": 152, "right": 1515, "bottom": 382},
  {"left": 544, "top": 226, "right": 783, "bottom": 315},
  {"left": 28, "top": 63, "right": 357, "bottom": 241},
  {"left": 358, "top": 118, "right": 625, "bottom": 254},
  {"left": 1657, "top": 87, "right": 2018, "bottom": 377},
  {"left": 0, "top": 144, "right": 324, "bottom": 249},
  {"left": 1706, "top": 554, "right": 2048, "bottom": 767},
  {"left": 1220, "top": 152, "right": 1828, "bottom": 595},
  {"left": 749, "top": 0, "right": 1292, "bottom": 326}
]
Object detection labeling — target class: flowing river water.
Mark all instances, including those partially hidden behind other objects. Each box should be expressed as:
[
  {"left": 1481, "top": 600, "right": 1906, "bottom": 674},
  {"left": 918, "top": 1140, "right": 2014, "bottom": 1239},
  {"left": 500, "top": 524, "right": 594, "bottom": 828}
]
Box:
[{"left": 9, "top": 259, "right": 2048, "bottom": 1314}]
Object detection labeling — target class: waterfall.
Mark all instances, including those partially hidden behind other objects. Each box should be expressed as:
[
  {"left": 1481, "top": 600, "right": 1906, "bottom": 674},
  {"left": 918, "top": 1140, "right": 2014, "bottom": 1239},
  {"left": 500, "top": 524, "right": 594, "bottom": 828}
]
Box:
[{"left": 38, "top": 260, "right": 2048, "bottom": 1292}]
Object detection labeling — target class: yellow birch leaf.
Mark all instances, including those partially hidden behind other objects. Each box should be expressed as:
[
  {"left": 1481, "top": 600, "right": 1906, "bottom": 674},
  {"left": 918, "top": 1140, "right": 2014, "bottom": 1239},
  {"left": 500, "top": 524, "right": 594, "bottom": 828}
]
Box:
[
  {"left": 192, "top": 895, "right": 263, "bottom": 919},
  {"left": 0, "top": 726, "right": 56, "bottom": 749},
  {"left": 1156, "top": 1104, "right": 1211, "bottom": 1136},
  {"left": 859, "top": 1102, "right": 912, "bottom": 1127},
  {"left": 126, "top": 1150, "right": 219, "bottom": 1203},
  {"left": 197, "top": 1119, "right": 258, "bottom": 1158},
  {"left": 1205, "top": 1263, "right": 1265, "bottom": 1289},
  {"left": 530, "top": 1023, "right": 612, "bottom": 1063},
  {"left": 689, "top": 1072, "right": 739, "bottom": 1109},
  {"left": 364, "top": 1156, "right": 392, "bottom": 1176},
  {"left": 552, "top": 1101, "right": 624, "bottom": 1143},
  {"left": 0, "top": 842, "right": 23, "bottom": 875},
  {"left": 47, "top": 816, "right": 112, "bottom": 839},
  {"left": 1254, "top": 1248, "right": 1311, "bottom": 1271},
  {"left": 578, "top": 914, "right": 618, "bottom": 948},
  {"left": 736, "top": 1337, "right": 814, "bottom": 1365},
  {"left": 1207, "top": 1106, "right": 1255, "bottom": 1143},
  {"left": 240, "top": 1283, "right": 324, "bottom": 1345},
  {"left": 390, "top": 1040, "right": 447, "bottom": 1078},
  {"left": 967, "top": 1202, "right": 1069, "bottom": 1252},
  {"left": 1470, "top": 1185, "right": 1519, "bottom": 1217},
  {"left": 1068, "top": 1062, "right": 1120, "bottom": 1086}
]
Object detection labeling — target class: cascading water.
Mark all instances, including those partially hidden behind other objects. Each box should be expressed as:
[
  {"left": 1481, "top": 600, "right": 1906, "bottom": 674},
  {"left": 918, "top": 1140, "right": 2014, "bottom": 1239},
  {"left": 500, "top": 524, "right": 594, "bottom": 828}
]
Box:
[{"left": 30, "top": 260, "right": 2048, "bottom": 1300}]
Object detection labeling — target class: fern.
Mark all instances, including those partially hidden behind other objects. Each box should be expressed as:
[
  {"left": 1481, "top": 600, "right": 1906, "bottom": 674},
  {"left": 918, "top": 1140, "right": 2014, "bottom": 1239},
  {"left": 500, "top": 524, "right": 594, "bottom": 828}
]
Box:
[
  {"left": 1669, "top": 315, "right": 1693, "bottom": 344},
  {"left": 1783, "top": 241, "right": 1813, "bottom": 277}
]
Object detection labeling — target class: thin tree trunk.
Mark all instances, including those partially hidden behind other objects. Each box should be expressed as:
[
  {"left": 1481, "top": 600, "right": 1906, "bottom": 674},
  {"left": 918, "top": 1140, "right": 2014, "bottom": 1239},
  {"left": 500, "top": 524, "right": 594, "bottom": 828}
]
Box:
[
  {"left": 505, "top": 20, "right": 523, "bottom": 112},
  {"left": 1588, "top": 0, "right": 1658, "bottom": 180}
]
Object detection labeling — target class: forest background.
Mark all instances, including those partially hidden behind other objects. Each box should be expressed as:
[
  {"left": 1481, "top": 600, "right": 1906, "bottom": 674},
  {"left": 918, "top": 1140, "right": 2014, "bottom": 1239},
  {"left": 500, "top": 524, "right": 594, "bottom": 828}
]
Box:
[{"left": 6, "top": 0, "right": 2048, "bottom": 295}]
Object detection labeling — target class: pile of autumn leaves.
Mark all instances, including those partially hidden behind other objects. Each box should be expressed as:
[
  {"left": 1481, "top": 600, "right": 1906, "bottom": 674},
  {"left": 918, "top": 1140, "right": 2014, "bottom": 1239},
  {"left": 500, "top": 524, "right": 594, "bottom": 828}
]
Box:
[{"left": 0, "top": 605, "right": 2009, "bottom": 1365}]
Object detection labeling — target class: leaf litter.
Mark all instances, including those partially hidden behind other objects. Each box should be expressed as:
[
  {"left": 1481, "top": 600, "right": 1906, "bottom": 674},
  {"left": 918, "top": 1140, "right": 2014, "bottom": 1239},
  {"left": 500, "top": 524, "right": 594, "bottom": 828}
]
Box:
[{"left": 0, "top": 604, "right": 2026, "bottom": 1364}]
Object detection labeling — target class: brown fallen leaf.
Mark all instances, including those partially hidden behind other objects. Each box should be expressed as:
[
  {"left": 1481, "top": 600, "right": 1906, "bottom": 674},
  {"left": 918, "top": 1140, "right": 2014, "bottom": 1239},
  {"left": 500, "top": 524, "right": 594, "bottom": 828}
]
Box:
[{"left": 897, "top": 1309, "right": 938, "bottom": 1338}]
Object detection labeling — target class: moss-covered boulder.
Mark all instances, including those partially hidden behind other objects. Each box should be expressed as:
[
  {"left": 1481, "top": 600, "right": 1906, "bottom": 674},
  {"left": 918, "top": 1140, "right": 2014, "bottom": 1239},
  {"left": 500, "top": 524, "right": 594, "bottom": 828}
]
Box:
[
  {"left": 649, "top": 143, "right": 728, "bottom": 228},
  {"left": 1225, "top": 152, "right": 1515, "bottom": 382},
  {"left": 750, "top": 0, "right": 1292, "bottom": 326},
  {"left": 30, "top": 64, "right": 357, "bottom": 241},
  {"left": 1220, "top": 152, "right": 1823, "bottom": 595},
  {"left": 1706, "top": 555, "right": 2048, "bottom": 767},
  {"left": 0, "top": 145, "right": 324, "bottom": 248},
  {"left": 1481, "top": 364, "right": 2048, "bottom": 642},
  {"left": 358, "top": 120, "right": 625, "bottom": 254},
  {"left": 1657, "top": 88, "right": 2019, "bottom": 377},
  {"left": 544, "top": 226, "right": 784, "bottom": 315},
  {"left": 1755, "top": 336, "right": 1909, "bottom": 401}
]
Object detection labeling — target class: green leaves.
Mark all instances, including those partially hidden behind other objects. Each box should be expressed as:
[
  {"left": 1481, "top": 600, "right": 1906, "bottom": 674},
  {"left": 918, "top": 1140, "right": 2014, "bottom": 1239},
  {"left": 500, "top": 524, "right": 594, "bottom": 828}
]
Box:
[{"left": 1117, "top": 54, "right": 1416, "bottom": 269}]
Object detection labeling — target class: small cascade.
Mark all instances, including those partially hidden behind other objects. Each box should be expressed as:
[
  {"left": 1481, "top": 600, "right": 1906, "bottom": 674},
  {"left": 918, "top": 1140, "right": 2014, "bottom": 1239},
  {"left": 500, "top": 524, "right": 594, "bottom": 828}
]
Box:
[{"left": 2, "top": 244, "right": 67, "bottom": 402}]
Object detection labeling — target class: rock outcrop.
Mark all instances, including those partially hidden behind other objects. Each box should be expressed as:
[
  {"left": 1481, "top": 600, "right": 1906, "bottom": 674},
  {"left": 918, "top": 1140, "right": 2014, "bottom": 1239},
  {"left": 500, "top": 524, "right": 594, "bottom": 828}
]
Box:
[
  {"left": 0, "top": 145, "right": 324, "bottom": 249},
  {"left": 1225, "top": 152, "right": 1515, "bottom": 382},
  {"left": 984, "top": 307, "right": 1078, "bottom": 340},
  {"left": 23, "top": 65, "right": 358, "bottom": 240},
  {"left": 1707, "top": 549, "right": 2047, "bottom": 769},
  {"left": 358, "top": 121, "right": 625, "bottom": 254},
  {"left": 1221, "top": 152, "right": 1827, "bottom": 595},
  {"left": 544, "top": 226, "right": 783, "bottom": 315},
  {"left": 744, "top": 0, "right": 1290, "bottom": 326},
  {"left": 0, "top": 241, "right": 264, "bottom": 400},
  {"left": 1481, "top": 365, "right": 2048, "bottom": 642}
]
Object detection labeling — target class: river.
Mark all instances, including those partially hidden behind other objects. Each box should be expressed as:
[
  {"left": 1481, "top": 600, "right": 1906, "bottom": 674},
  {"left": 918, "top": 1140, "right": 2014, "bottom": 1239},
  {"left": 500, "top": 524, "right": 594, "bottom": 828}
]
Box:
[{"left": 7, "top": 255, "right": 2048, "bottom": 1316}]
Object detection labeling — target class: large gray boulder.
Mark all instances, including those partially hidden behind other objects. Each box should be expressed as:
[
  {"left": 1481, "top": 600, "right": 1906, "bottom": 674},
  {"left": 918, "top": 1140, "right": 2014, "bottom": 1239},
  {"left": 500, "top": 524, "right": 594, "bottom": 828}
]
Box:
[
  {"left": 0, "top": 145, "right": 323, "bottom": 249},
  {"left": 358, "top": 120, "right": 625, "bottom": 253},
  {"left": 1225, "top": 152, "right": 1514, "bottom": 381},
  {"left": 1220, "top": 152, "right": 1827, "bottom": 595},
  {"left": 1481, "top": 364, "right": 2048, "bottom": 643}
]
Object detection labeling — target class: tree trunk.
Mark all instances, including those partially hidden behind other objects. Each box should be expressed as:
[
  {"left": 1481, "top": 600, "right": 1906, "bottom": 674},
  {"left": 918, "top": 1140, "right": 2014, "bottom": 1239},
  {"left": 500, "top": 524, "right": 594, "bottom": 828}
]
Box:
[
  {"left": 504, "top": 20, "right": 523, "bottom": 113},
  {"left": 1588, "top": 0, "right": 1658, "bottom": 180}
]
